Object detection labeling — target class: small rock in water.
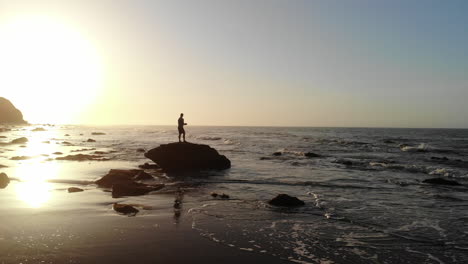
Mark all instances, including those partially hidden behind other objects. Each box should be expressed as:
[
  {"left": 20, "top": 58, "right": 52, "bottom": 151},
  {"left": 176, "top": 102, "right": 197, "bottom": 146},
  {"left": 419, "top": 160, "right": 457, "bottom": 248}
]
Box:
[
  {"left": 136, "top": 148, "right": 145, "bottom": 152},
  {"left": 86, "top": 138, "right": 96, "bottom": 142},
  {"left": 112, "top": 182, "right": 164, "bottom": 198},
  {"left": 64, "top": 134, "right": 70, "bottom": 136},
  {"left": 32, "top": 127, "right": 46, "bottom": 132},
  {"left": 53, "top": 152, "right": 63, "bottom": 155},
  {"left": 422, "top": 178, "right": 461, "bottom": 186},
  {"left": 210, "top": 192, "right": 218, "bottom": 198},
  {"left": 0, "top": 172, "right": 10, "bottom": 189},
  {"left": 272, "top": 152, "right": 282, "bottom": 156},
  {"left": 10, "top": 156, "right": 31, "bottom": 160},
  {"left": 113, "top": 203, "right": 139, "bottom": 216},
  {"left": 10, "top": 137, "right": 28, "bottom": 144},
  {"left": 269, "top": 194, "right": 305, "bottom": 207},
  {"left": 92, "top": 132, "right": 106, "bottom": 135},
  {"left": 138, "top": 163, "right": 160, "bottom": 169},
  {"left": 68, "top": 187, "right": 84, "bottom": 193},
  {"left": 431, "top": 156, "right": 449, "bottom": 161},
  {"left": 0, "top": 136, "right": 6, "bottom": 138},
  {"left": 304, "top": 152, "right": 320, "bottom": 158},
  {"left": 220, "top": 193, "right": 230, "bottom": 199}
]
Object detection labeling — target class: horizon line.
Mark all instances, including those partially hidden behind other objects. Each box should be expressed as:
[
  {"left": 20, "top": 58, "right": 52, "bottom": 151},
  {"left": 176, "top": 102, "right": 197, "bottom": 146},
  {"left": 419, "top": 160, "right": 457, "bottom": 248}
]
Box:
[{"left": 19, "top": 123, "right": 468, "bottom": 130}]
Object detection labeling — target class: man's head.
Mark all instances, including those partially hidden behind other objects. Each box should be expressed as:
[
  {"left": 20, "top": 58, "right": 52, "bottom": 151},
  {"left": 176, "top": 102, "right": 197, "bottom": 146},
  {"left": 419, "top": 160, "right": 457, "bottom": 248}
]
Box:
[{"left": 180, "top": 113, "right": 184, "bottom": 117}]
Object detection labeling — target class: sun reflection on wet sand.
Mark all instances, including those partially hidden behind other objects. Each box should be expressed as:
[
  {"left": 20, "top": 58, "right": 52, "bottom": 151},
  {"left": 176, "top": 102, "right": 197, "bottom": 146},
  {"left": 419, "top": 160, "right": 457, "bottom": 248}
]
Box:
[{"left": 13, "top": 156, "right": 60, "bottom": 208}]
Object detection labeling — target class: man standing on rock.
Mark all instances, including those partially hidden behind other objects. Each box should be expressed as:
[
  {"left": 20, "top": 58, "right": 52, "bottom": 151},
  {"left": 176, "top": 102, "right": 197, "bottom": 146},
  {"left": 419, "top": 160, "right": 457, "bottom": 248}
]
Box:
[{"left": 178, "top": 113, "right": 187, "bottom": 142}]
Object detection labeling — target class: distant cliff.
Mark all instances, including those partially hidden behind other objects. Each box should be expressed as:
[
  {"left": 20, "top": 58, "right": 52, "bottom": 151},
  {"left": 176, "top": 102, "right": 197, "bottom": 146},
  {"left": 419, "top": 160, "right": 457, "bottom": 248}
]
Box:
[{"left": 0, "top": 97, "right": 26, "bottom": 124}]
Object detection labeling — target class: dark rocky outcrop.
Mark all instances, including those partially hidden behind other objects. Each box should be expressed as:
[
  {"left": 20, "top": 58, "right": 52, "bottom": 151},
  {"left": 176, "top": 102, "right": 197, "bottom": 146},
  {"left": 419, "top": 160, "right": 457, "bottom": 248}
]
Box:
[
  {"left": 268, "top": 194, "right": 305, "bottom": 207},
  {"left": 0, "top": 97, "right": 26, "bottom": 124},
  {"left": 144, "top": 142, "right": 231, "bottom": 172},
  {"left": 422, "top": 178, "right": 461, "bottom": 186},
  {"left": 68, "top": 187, "right": 84, "bottom": 193},
  {"left": 113, "top": 203, "right": 139, "bottom": 216},
  {"left": 0, "top": 172, "right": 10, "bottom": 189}
]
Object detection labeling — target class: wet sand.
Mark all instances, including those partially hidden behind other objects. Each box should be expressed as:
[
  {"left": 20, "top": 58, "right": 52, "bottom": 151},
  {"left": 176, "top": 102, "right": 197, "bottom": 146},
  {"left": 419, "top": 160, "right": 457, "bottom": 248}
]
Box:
[{"left": 0, "top": 177, "right": 292, "bottom": 264}]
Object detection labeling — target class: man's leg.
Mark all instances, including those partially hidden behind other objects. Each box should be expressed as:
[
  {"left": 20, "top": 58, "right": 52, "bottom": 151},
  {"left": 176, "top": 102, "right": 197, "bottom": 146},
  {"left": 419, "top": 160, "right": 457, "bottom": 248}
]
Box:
[
  {"left": 183, "top": 131, "right": 186, "bottom": 142},
  {"left": 178, "top": 132, "right": 181, "bottom": 142}
]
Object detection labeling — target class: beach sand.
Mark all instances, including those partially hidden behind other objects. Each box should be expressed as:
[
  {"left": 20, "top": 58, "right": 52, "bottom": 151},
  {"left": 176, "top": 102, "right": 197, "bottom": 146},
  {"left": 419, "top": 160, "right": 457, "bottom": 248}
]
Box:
[{"left": 0, "top": 161, "right": 291, "bottom": 264}]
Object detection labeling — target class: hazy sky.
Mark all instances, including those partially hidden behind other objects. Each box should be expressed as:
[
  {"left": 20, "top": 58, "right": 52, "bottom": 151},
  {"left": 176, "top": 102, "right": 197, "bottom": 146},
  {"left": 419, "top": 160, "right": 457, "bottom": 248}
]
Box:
[{"left": 1, "top": 0, "right": 467, "bottom": 127}]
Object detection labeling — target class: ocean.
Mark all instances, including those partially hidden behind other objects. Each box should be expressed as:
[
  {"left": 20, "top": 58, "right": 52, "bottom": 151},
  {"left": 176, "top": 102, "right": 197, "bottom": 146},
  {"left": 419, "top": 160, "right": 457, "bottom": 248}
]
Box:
[{"left": 1, "top": 125, "right": 468, "bottom": 263}]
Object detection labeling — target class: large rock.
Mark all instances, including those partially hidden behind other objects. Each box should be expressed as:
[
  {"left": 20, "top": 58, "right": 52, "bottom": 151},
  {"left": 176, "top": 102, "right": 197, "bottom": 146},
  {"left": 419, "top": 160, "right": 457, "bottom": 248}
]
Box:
[
  {"left": 0, "top": 97, "right": 26, "bottom": 124},
  {"left": 144, "top": 142, "right": 231, "bottom": 172},
  {"left": 0, "top": 172, "right": 10, "bottom": 189}
]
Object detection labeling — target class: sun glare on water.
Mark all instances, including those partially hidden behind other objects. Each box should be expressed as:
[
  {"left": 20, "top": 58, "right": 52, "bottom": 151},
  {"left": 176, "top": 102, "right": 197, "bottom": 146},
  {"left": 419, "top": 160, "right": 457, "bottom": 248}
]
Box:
[{"left": 0, "top": 15, "right": 103, "bottom": 124}]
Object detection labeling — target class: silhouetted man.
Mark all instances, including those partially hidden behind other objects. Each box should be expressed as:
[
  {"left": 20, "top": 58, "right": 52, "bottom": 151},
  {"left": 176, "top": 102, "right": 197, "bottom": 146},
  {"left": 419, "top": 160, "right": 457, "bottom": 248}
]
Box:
[{"left": 178, "top": 113, "right": 187, "bottom": 142}]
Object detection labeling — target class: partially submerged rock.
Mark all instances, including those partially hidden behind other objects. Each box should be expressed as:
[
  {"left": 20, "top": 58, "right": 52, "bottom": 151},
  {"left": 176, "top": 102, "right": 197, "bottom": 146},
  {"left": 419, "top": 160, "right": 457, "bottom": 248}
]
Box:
[
  {"left": 304, "top": 152, "right": 321, "bottom": 158},
  {"left": 144, "top": 142, "right": 231, "bottom": 172},
  {"left": 138, "top": 162, "right": 160, "bottom": 169},
  {"left": 268, "top": 194, "right": 305, "bottom": 207},
  {"left": 113, "top": 203, "right": 139, "bottom": 216},
  {"left": 10, "top": 137, "right": 28, "bottom": 144},
  {"left": 87, "top": 138, "right": 96, "bottom": 142},
  {"left": 133, "top": 171, "right": 153, "bottom": 181},
  {"left": 10, "top": 156, "right": 32, "bottom": 160},
  {"left": 56, "top": 154, "right": 108, "bottom": 161},
  {"left": 92, "top": 132, "right": 106, "bottom": 135},
  {"left": 68, "top": 187, "right": 84, "bottom": 193},
  {"left": 0, "top": 172, "right": 9, "bottom": 189},
  {"left": 32, "top": 127, "right": 46, "bottom": 132},
  {"left": 96, "top": 169, "right": 163, "bottom": 198},
  {"left": 422, "top": 178, "right": 461, "bottom": 186},
  {"left": 272, "top": 152, "right": 282, "bottom": 156},
  {"left": 95, "top": 169, "right": 143, "bottom": 188},
  {"left": 112, "top": 182, "right": 164, "bottom": 198}
]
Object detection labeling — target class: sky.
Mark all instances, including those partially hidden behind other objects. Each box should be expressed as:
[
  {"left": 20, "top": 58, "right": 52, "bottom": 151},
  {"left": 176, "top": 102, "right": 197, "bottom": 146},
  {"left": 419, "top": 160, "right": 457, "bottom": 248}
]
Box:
[{"left": 0, "top": 0, "right": 467, "bottom": 128}]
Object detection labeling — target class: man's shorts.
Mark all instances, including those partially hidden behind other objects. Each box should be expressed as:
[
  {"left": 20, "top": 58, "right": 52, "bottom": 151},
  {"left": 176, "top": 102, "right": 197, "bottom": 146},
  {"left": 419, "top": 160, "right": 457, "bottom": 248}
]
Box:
[{"left": 178, "top": 127, "right": 185, "bottom": 134}]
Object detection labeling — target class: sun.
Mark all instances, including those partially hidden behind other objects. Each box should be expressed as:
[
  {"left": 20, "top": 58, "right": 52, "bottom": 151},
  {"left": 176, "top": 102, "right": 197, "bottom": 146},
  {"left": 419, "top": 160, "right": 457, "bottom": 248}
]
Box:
[{"left": 0, "top": 15, "right": 103, "bottom": 124}]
